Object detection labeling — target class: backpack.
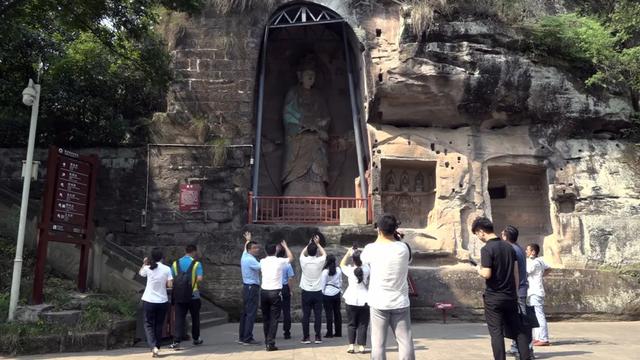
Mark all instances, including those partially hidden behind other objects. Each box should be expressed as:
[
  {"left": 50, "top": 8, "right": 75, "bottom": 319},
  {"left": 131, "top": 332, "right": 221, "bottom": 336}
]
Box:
[{"left": 172, "top": 259, "right": 199, "bottom": 303}]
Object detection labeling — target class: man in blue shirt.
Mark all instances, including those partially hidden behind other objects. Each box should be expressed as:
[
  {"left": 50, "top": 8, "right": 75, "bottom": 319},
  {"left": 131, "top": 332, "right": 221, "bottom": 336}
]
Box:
[
  {"left": 278, "top": 247, "right": 296, "bottom": 339},
  {"left": 169, "top": 244, "right": 204, "bottom": 348},
  {"left": 502, "top": 225, "right": 534, "bottom": 359},
  {"left": 239, "top": 231, "right": 261, "bottom": 345}
]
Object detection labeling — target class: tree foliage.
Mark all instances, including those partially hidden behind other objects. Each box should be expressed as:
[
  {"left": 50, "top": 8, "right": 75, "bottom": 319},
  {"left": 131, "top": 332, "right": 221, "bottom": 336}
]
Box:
[
  {"left": 530, "top": 2, "right": 640, "bottom": 111},
  {"left": 0, "top": 0, "right": 201, "bottom": 146}
]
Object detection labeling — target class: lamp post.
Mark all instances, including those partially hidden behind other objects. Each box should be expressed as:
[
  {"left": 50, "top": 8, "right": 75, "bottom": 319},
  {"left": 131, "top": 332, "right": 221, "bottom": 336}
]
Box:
[{"left": 7, "top": 78, "right": 41, "bottom": 321}]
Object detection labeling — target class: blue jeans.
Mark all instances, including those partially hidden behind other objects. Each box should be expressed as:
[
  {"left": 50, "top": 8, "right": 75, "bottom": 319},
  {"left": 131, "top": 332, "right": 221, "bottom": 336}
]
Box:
[
  {"left": 143, "top": 301, "right": 169, "bottom": 349},
  {"left": 239, "top": 284, "right": 260, "bottom": 342}
]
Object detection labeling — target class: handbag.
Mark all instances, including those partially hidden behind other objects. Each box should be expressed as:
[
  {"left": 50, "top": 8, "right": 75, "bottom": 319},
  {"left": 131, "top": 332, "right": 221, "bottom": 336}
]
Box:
[{"left": 520, "top": 304, "right": 540, "bottom": 329}]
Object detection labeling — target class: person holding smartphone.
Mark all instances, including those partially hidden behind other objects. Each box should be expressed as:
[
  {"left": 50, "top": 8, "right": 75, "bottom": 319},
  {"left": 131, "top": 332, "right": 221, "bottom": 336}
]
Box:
[
  {"left": 340, "top": 246, "right": 370, "bottom": 354},
  {"left": 139, "top": 248, "right": 173, "bottom": 358},
  {"left": 299, "top": 233, "right": 327, "bottom": 344},
  {"left": 361, "top": 214, "right": 415, "bottom": 360}
]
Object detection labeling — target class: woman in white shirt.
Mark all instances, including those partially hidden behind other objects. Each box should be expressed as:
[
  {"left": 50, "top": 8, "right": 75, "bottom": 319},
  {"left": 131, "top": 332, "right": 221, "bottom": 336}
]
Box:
[
  {"left": 340, "top": 248, "right": 370, "bottom": 354},
  {"left": 139, "top": 248, "right": 173, "bottom": 357},
  {"left": 320, "top": 254, "right": 342, "bottom": 338}
]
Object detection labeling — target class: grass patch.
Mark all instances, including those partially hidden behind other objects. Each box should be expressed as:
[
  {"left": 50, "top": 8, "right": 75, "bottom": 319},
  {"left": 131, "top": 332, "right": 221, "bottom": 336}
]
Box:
[
  {"left": 0, "top": 235, "right": 137, "bottom": 354},
  {"left": 0, "top": 320, "right": 66, "bottom": 354},
  {"left": 78, "top": 295, "right": 137, "bottom": 331}
]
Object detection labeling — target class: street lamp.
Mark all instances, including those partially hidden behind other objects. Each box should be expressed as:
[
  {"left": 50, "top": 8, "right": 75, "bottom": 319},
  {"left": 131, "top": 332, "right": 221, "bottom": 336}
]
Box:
[{"left": 7, "top": 78, "right": 41, "bottom": 321}]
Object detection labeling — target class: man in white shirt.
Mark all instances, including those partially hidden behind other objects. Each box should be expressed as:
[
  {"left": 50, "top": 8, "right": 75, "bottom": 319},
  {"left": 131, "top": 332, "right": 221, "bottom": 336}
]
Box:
[
  {"left": 361, "top": 214, "right": 415, "bottom": 360},
  {"left": 299, "top": 233, "right": 327, "bottom": 344},
  {"left": 260, "top": 239, "right": 293, "bottom": 351},
  {"left": 526, "top": 243, "right": 552, "bottom": 346}
]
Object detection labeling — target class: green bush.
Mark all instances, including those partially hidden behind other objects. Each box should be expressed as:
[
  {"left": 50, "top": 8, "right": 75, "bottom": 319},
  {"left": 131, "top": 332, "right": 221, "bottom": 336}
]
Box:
[{"left": 529, "top": 12, "right": 640, "bottom": 100}]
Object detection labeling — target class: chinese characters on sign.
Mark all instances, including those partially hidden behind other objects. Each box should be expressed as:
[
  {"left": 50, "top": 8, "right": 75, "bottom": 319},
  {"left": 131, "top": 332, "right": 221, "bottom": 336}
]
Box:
[
  {"left": 179, "top": 184, "right": 201, "bottom": 211},
  {"left": 52, "top": 153, "right": 93, "bottom": 233},
  {"left": 33, "top": 146, "right": 99, "bottom": 304}
]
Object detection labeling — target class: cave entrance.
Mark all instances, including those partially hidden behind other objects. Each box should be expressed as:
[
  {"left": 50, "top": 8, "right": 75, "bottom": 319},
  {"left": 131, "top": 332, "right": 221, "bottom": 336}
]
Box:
[
  {"left": 488, "top": 165, "right": 552, "bottom": 252},
  {"left": 250, "top": 2, "right": 370, "bottom": 224}
]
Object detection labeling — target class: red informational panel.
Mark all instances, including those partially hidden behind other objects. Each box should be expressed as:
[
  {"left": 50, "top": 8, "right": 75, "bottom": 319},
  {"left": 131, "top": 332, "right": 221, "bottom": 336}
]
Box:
[
  {"left": 33, "top": 146, "right": 99, "bottom": 304},
  {"left": 179, "top": 184, "right": 201, "bottom": 211}
]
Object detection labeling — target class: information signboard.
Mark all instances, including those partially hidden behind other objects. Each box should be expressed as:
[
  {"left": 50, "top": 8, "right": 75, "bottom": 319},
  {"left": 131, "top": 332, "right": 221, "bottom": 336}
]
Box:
[
  {"left": 179, "top": 184, "right": 201, "bottom": 211},
  {"left": 33, "top": 146, "right": 99, "bottom": 304}
]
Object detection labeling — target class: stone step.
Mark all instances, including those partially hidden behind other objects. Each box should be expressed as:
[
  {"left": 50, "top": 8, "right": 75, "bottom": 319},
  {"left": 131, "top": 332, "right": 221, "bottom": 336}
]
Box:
[
  {"left": 200, "top": 310, "right": 223, "bottom": 320},
  {"left": 40, "top": 310, "right": 82, "bottom": 326},
  {"left": 200, "top": 316, "right": 227, "bottom": 328}
]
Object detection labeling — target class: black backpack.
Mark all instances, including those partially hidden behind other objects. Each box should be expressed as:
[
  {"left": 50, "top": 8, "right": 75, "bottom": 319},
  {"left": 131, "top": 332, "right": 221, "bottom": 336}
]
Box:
[{"left": 172, "top": 259, "right": 198, "bottom": 303}]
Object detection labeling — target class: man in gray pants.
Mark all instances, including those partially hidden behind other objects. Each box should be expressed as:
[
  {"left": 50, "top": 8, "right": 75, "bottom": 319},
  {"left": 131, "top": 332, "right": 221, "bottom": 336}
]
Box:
[{"left": 361, "top": 214, "right": 415, "bottom": 360}]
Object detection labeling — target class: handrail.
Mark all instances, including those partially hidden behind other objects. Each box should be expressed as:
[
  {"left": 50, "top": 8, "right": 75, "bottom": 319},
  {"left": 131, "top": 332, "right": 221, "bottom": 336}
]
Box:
[{"left": 249, "top": 193, "right": 371, "bottom": 225}]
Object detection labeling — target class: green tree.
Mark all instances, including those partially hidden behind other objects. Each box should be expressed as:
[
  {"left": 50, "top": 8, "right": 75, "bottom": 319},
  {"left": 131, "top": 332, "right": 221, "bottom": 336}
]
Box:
[
  {"left": 0, "top": 0, "right": 202, "bottom": 146},
  {"left": 531, "top": 11, "right": 640, "bottom": 112}
]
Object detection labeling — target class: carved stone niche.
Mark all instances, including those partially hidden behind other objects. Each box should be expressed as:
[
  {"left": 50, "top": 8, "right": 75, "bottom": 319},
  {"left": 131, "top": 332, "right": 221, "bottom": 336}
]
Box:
[{"left": 380, "top": 159, "right": 436, "bottom": 228}]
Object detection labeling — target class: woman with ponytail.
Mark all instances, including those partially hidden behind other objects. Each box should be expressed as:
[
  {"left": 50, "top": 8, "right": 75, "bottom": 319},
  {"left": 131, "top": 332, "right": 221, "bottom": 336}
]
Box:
[
  {"left": 320, "top": 254, "right": 343, "bottom": 338},
  {"left": 340, "top": 247, "right": 370, "bottom": 354},
  {"left": 139, "top": 248, "right": 173, "bottom": 357}
]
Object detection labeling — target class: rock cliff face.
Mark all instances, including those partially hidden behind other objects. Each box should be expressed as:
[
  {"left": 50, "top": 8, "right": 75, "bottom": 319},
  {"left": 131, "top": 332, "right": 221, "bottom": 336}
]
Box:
[
  {"left": 359, "top": 0, "right": 640, "bottom": 269},
  {"left": 376, "top": 20, "right": 633, "bottom": 132},
  {"left": 3, "top": 0, "right": 637, "bottom": 319}
]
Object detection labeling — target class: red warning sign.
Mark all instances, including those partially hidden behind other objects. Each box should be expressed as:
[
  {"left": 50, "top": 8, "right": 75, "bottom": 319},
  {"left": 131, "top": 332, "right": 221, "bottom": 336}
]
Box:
[{"left": 179, "top": 184, "right": 201, "bottom": 212}]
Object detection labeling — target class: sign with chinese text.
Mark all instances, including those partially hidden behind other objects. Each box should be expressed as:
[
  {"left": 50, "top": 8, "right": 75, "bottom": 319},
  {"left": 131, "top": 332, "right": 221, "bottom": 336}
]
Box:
[{"left": 179, "top": 184, "right": 201, "bottom": 211}]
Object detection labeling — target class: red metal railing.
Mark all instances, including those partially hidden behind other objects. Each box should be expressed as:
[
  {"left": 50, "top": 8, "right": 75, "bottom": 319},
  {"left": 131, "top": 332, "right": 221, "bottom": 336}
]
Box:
[{"left": 248, "top": 192, "right": 371, "bottom": 224}]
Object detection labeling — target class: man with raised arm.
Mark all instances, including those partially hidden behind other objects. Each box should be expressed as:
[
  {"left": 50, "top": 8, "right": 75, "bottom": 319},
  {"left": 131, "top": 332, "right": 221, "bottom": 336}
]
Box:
[
  {"left": 299, "top": 233, "right": 327, "bottom": 344},
  {"left": 238, "top": 231, "right": 261, "bottom": 345},
  {"left": 259, "top": 239, "right": 294, "bottom": 351}
]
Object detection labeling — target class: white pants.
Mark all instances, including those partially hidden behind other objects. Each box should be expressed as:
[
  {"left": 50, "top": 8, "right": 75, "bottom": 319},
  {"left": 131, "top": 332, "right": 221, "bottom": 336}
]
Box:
[
  {"left": 529, "top": 295, "right": 549, "bottom": 342},
  {"left": 370, "top": 307, "right": 416, "bottom": 360}
]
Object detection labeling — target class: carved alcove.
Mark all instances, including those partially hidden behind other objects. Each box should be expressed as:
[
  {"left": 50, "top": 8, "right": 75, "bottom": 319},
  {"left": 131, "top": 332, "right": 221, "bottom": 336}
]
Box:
[
  {"left": 488, "top": 164, "right": 553, "bottom": 250},
  {"left": 380, "top": 159, "right": 436, "bottom": 228}
]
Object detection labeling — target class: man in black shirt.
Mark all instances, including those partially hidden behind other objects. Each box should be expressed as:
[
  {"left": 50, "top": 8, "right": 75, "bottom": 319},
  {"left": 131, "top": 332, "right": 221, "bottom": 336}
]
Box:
[{"left": 472, "top": 217, "right": 531, "bottom": 360}]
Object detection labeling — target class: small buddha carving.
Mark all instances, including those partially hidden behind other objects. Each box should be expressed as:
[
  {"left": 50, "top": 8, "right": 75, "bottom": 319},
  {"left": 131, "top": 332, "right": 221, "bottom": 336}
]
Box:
[
  {"left": 384, "top": 170, "right": 397, "bottom": 192},
  {"left": 415, "top": 171, "right": 424, "bottom": 192},
  {"left": 400, "top": 170, "right": 411, "bottom": 192}
]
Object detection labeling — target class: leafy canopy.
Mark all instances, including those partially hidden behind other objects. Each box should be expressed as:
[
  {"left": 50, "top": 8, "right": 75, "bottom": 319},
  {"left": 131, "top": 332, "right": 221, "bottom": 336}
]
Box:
[
  {"left": 0, "top": 0, "right": 202, "bottom": 146},
  {"left": 530, "top": 2, "right": 640, "bottom": 108}
]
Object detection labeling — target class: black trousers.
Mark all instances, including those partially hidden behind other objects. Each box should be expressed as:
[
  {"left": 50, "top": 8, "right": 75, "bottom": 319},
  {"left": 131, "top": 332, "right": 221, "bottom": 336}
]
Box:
[
  {"left": 143, "top": 301, "right": 169, "bottom": 349},
  {"left": 347, "top": 304, "right": 369, "bottom": 346},
  {"left": 281, "top": 284, "right": 292, "bottom": 337},
  {"left": 323, "top": 293, "right": 342, "bottom": 336},
  {"left": 301, "top": 290, "right": 323, "bottom": 338},
  {"left": 174, "top": 298, "right": 201, "bottom": 342},
  {"left": 238, "top": 284, "right": 259, "bottom": 343},
  {"left": 484, "top": 294, "right": 531, "bottom": 360},
  {"left": 261, "top": 289, "right": 282, "bottom": 347}
]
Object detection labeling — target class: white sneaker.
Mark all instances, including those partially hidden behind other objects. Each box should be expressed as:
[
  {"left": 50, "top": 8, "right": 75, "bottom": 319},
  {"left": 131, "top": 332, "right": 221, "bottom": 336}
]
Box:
[
  {"left": 151, "top": 347, "right": 159, "bottom": 357},
  {"left": 357, "top": 345, "right": 365, "bottom": 354},
  {"left": 347, "top": 344, "right": 355, "bottom": 353}
]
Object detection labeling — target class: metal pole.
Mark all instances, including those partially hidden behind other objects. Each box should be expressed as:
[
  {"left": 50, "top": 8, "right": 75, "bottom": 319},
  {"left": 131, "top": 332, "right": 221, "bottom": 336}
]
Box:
[
  {"left": 251, "top": 26, "right": 270, "bottom": 222},
  {"left": 342, "top": 23, "right": 368, "bottom": 201},
  {"left": 8, "top": 83, "right": 40, "bottom": 321}
]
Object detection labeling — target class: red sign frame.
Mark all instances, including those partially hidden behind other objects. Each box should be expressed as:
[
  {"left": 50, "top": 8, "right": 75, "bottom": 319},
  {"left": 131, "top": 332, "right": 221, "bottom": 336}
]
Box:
[
  {"left": 32, "top": 146, "right": 99, "bottom": 304},
  {"left": 179, "top": 184, "right": 201, "bottom": 211}
]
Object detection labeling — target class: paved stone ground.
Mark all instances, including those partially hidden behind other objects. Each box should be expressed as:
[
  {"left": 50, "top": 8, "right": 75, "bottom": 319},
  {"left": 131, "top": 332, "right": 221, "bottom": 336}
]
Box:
[{"left": 8, "top": 321, "right": 639, "bottom": 360}]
